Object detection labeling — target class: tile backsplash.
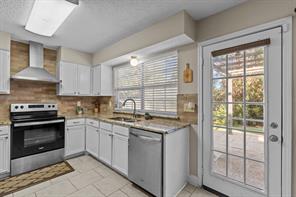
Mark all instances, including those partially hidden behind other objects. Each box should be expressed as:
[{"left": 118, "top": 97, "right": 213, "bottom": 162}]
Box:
[
  {"left": 0, "top": 41, "right": 110, "bottom": 120},
  {"left": 177, "top": 94, "right": 198, "bottom": 124},
  {"left": 0, "top": 41, "right": 197, "bottom": 123}
]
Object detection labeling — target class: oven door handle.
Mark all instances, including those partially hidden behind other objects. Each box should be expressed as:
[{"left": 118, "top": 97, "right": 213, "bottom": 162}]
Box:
[{"left": 14, "top": 119, "right": 65, "bottom": 127}]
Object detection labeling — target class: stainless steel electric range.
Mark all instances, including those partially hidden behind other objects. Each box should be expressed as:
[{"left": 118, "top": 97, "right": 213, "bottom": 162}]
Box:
[{"left": 10, "top": 103, "right": 65, "bottom": 176}]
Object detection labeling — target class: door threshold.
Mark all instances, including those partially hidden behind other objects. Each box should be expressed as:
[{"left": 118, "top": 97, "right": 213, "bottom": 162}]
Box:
[{"left": 203, "top": 185, "right": 228, "bottom": 197}]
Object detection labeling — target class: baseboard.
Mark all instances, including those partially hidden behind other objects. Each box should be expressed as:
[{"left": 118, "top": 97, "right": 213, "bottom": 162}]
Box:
[{"left": 187, "top": 175, "right": 201, "bottom": 186}]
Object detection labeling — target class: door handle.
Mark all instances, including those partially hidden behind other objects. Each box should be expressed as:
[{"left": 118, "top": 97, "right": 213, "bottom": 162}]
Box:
[
  {"left": 130, "top": 131, "right": 161, "bottom": 142},
  {"left": 269, "top": 135, "right": 279, "bottom": 142}
]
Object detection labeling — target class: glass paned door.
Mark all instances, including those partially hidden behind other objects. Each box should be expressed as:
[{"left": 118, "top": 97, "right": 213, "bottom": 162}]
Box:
[
  {"left": 202, "top": 28, "right": 282, "bottom": 197},
  {"left": 211, "top": 47, "right": 265, "bottom": 190}
]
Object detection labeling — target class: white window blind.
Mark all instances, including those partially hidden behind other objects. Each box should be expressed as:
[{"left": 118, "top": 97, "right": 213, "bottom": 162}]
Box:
[{"left": 113, "top": 51, "right": 178, "bottom": 116}]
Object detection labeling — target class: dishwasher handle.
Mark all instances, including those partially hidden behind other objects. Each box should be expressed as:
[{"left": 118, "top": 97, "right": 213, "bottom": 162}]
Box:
[{"left": 130, "top": 131, "right": 161, "bottom": 142}]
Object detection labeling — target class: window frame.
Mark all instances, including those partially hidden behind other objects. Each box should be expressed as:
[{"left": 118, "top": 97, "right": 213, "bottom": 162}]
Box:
[{"left": 113, "top": 51, "right": 178, "bottom": 117}]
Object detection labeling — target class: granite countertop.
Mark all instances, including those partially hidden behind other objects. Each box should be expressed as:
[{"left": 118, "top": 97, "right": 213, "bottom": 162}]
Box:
[
  {"left": 0, "top": 119, "right": 11, "bottom": 125},
  {"left": 61, "top": 113, "right": 190, "bottom": 134}
]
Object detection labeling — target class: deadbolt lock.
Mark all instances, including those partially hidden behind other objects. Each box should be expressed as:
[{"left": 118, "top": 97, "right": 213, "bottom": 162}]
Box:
[{"left": 270, "top": 122, "right": 278, "bottom": 129}]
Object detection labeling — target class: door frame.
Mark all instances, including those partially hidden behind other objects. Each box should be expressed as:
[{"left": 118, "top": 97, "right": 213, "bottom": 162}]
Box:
[{"left": 197, "top": 17, "right": 292, "bottom": 196}]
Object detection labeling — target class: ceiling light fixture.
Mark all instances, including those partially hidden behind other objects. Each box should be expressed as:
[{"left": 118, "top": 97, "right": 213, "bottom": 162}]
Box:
[
  {"left": 25, "top": 0, "right": 79, "bottom": 37},
  {"left": 130, "top": 56, "right": 138, "bottom": 66}
]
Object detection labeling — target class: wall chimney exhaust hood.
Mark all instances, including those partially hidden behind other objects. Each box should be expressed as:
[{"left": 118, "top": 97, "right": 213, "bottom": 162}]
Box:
[{"left": 11, "top": 41, "right": 59, "bottom": 83}]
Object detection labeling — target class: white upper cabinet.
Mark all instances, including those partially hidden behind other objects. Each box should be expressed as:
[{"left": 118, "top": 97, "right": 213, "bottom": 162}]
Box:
[
  {"left": 58, "top": 61, "right": 112, "bottom": 97},
  {"left": 92, "top": 64, "right": 112, "bottom": 96},
  {"left": 92, "top": 65, "right": 101, "bottom": 96},
  {"left": 100, "top": 64, "right": 113, "bottom": 96},
  {"left": 0, "top": 50, "right": 10, "bottom": 94},
  {"left": 58, "top": 61, "right": 91, "bottom": 96},
  {"left": 77, "top": 64, "right": 91, "bottom": 96},
  {"left": 58, "top": 62, "right": 77, "bottom": 95}
]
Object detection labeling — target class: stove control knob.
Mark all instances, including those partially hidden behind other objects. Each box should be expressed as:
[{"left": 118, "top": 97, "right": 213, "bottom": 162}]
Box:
[
  {"left": 15, "top": 106, "right": 19, "bottom": 109},
  {"left": 52, "top": 105, "right": 55, "bottom": 108},
  {"left": 20, "top": 105, "right": 24, "bottom": 109},
  {"left": 48, "top": 105, "right": 51, "bottom": 108}
]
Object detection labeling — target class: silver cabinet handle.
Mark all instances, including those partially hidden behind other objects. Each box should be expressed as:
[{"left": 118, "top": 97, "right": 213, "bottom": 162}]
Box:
[{"left": 269, "top": 135, "right": 279, "bottom": 142}]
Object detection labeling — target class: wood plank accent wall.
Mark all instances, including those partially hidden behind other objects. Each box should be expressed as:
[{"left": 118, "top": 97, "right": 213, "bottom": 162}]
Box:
[{"left": 0, "top": 41, "right": 111, "bottom": 120}]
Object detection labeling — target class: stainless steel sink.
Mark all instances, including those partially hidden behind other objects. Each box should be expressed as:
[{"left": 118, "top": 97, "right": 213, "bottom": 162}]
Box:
[{"left": 109, "top": 117, "right": 138, "bottom": 123}]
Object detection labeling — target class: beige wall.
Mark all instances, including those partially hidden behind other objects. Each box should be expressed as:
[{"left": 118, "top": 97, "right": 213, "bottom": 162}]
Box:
[
  {"left": 93, "top": 10, "right": 196, "bottom": 65},
  {"left": 57, "top": 47, "right": 92, "bottom": 65},
  {"left": 195, "top": 0, "right": 296, "bottom": 193},
  {"left": 178, "top": 43, "right": 197, "bottom": 94},
  {"left": 0, "top": 32, "right": 11, "bottom": 51}
]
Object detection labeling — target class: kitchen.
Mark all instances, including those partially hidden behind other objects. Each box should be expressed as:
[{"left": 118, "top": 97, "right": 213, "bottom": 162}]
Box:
[{"left": 0, "top": 0, "right": 294, "bottom": 197}]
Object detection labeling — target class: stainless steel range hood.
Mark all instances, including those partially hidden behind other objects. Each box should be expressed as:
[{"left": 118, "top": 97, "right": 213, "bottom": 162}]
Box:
[{"left": 11, "top": 41, "right": 59, "bottom": 83}]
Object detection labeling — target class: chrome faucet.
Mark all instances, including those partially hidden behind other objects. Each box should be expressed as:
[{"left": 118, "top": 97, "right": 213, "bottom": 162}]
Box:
[{"left": 122, "top": 98, "right": 136, "bottom": 119}]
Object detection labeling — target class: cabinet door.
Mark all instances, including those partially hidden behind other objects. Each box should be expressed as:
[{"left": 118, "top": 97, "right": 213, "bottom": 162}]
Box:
[
  {"left": 59, "top": 62, "right": 77, "bottom": 95},
  {"left": 65, "top": 125, "right": 85, "bottom": 156},
  {"left": 86, "top": 125, "right": 99, "bottom": 158},
  {"left": 0, "top": 135, "right": 10, "bottom": 174},
  {"left": 77, "top": 65, "right": 91, "bottom": 96},
  {"left": 100, "top": 65, "right": 113, "bottom": 96},
  {"left": 0, "top": 50, "right": 10, "bottom": 94},
  {"left": 112, "top": 135, "right": 128, "bottom": 175},
  {"left": 99, "top": 129, "right": 112, "bottom": 165},
  {"left": 92, "top": 65, "right": 101, "bottom": 96}
]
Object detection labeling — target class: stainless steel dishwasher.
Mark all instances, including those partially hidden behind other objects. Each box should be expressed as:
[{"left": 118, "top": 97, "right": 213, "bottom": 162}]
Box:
[{"left": 128, "top": 128, "right": 163, "bottom": 197}]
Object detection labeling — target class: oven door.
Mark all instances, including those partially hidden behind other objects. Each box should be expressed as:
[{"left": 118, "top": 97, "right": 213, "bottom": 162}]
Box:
[{"left": 11, "top": 118, "right": 65, "bottom": 159}]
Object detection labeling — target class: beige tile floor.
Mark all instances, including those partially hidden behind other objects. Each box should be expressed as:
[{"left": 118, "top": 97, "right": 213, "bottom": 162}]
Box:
[{"left": 4, "top": 155, "right": 216, "bottom": 197}]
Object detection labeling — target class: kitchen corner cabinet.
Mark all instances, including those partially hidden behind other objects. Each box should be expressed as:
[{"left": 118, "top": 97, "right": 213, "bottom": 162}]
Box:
[
  {"left": 57, "top": 61, "right": 91, "bottom": 96},
  {"left": 92, "top": 64, "right": 113, "bottom": 96},
  {"left": 0, "top": 126, "right": 10, "bottom": 175},
  {"left": 65, "top": 120, "right": 86, "bottom": 157},
  {"left": 0, "top": 50, "right": 10, "bottom": 94}
]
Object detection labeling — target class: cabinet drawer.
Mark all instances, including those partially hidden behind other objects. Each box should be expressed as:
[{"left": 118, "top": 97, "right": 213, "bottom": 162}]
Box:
[
  {"left": 66, "top": 118, "right": 85, "bottom": 126},
  {"left": 100, "top": 121, "right": 112, "bottom": 131},
  {"left": 86, "top": 119, "right": 99, "bottom": 127},
  {"left": 113, "top": 125, "right": 129, "bottom": 137},
  {"left": 0, "top": 126, "right": 9, "bottom": 136}
]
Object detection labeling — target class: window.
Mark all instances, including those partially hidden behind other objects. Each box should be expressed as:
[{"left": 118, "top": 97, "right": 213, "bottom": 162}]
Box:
[{"left": 114, "top": 51, "right": 178, "bottom": 116}]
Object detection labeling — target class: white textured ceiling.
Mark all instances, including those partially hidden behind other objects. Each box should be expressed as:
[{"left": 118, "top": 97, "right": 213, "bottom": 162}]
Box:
[{"left": 0, "top": 0, "right": 246, "bottom": 53}]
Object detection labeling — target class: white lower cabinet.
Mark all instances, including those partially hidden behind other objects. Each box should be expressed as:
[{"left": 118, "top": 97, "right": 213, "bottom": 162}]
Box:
[
  {"left": 0, "top": 134, "right": 10, "bottom": 174},
  {"left": 86, "top": 125, "right": 99, "bottom": 158},
  {"left": 99, "top": 129, "right": 112, "bottom": 165},
  {"left": 112, "top": 134, "right": 128, "bottom": 175},
  {"left": 65, "top": 119, "right": 129, "bottom": 176},
  {"left": 65, "top": 125, "right": 85, "bottom": 157}
]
